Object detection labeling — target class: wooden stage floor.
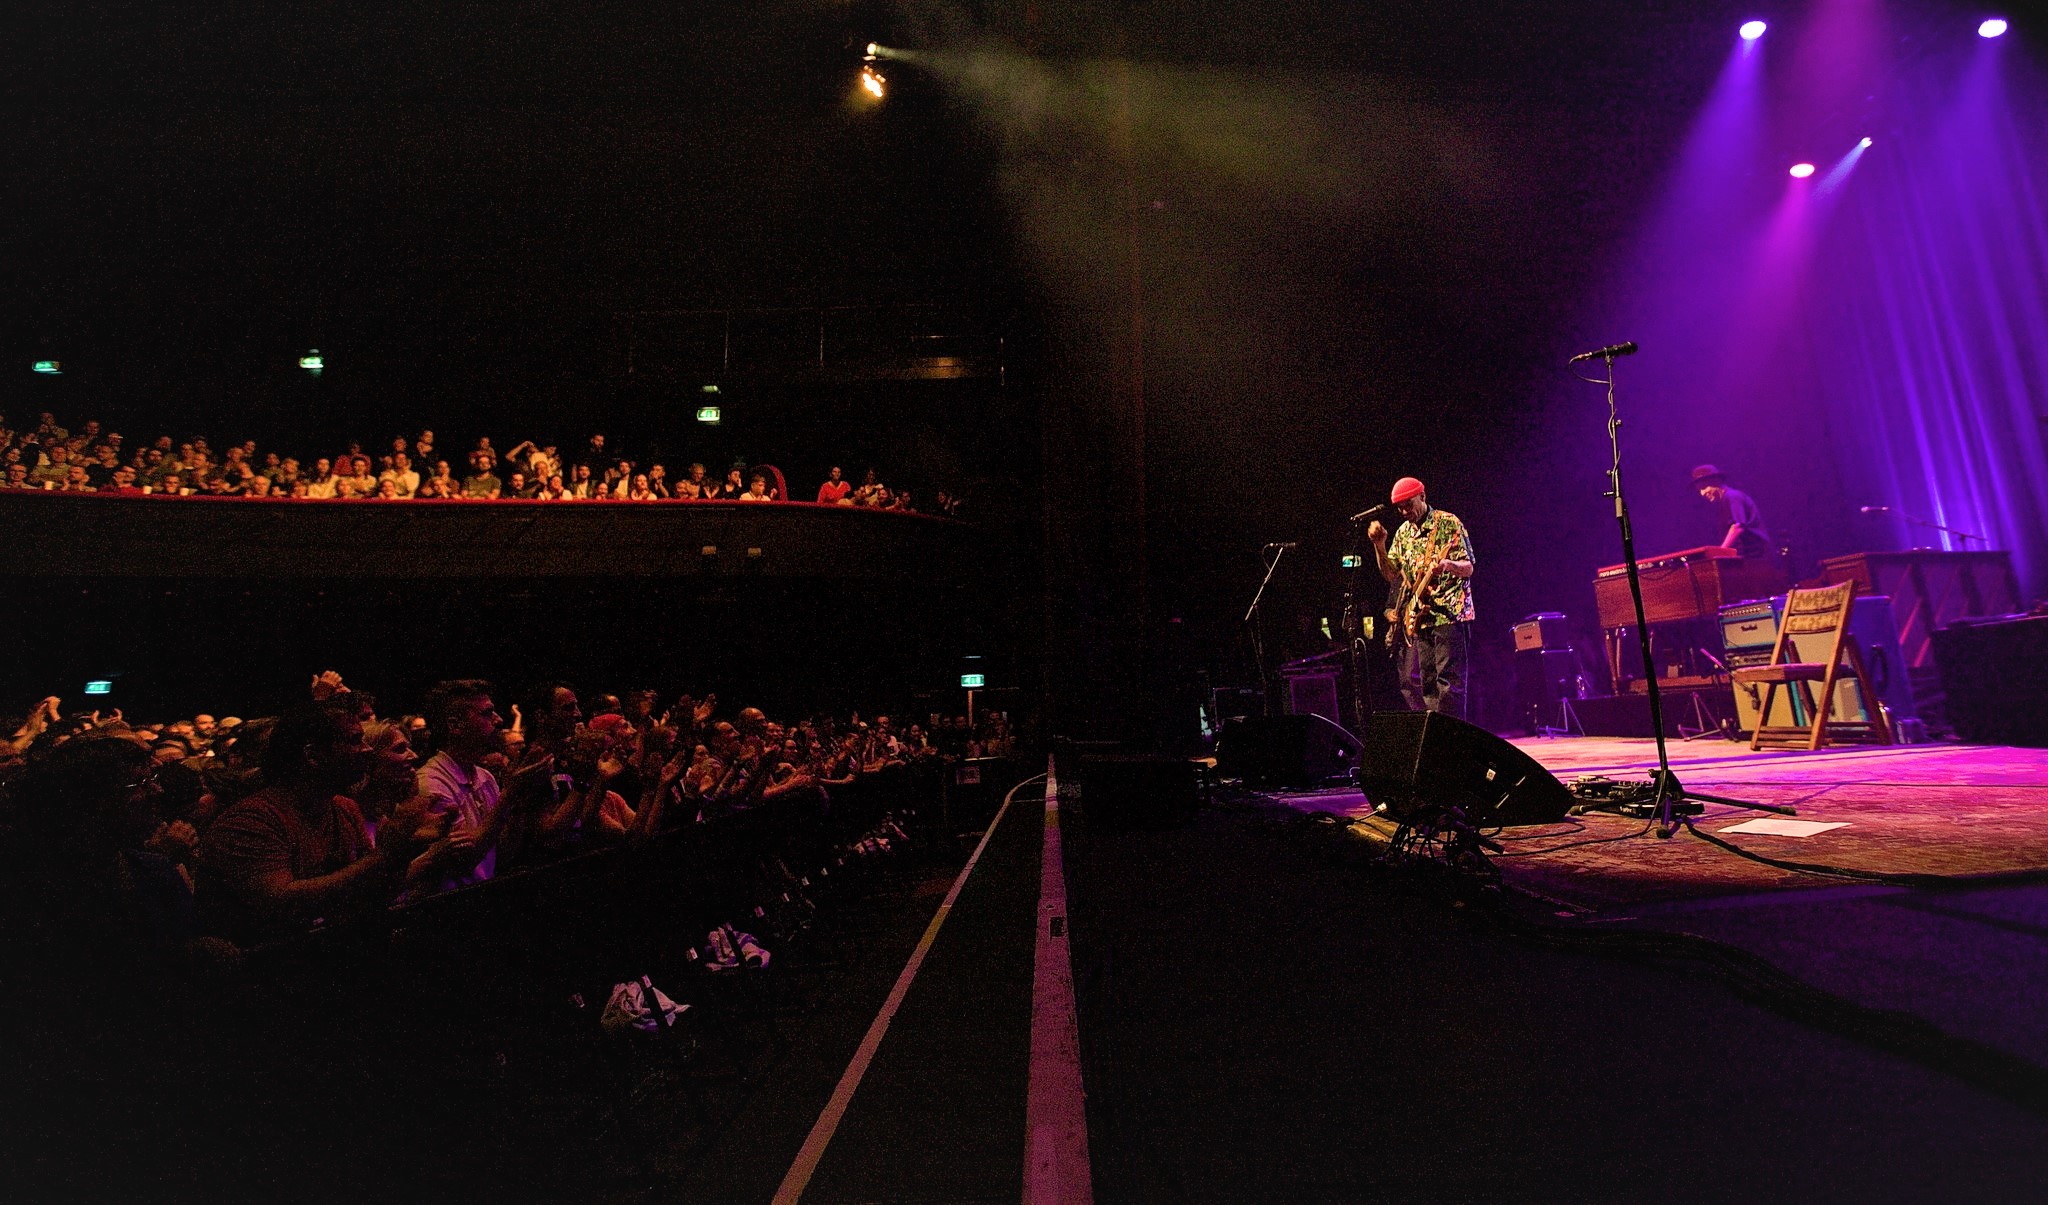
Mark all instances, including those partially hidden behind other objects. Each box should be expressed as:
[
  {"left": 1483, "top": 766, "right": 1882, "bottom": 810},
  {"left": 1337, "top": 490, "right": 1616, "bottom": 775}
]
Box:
[
  {"left": 1257, "top": 736, "right": 2048, "bottom": 912},
  {"left": 1254, "top": 735, "right": 2048, "bottom": 1068}
]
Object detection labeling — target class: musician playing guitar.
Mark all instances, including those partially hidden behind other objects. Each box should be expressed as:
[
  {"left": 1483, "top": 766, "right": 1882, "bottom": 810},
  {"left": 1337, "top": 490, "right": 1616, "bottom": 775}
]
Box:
[{"left": 1367, "top": 476, "right": 1476, "bottom": 718}]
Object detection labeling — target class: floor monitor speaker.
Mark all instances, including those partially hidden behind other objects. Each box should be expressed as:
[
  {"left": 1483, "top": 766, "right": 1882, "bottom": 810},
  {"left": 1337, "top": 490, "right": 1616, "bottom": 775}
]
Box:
[{"left": 1357, "top": 711, "right": 1574, "bottom": 827}]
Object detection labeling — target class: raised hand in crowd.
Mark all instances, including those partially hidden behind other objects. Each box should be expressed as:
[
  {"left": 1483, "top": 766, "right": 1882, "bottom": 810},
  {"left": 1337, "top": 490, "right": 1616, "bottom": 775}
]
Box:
[
  {"left": 385, "top": 793, "right": 464, "bottom": 889},
  {"left": 7, "top": 696, "right": 64, "bottom": 753}
]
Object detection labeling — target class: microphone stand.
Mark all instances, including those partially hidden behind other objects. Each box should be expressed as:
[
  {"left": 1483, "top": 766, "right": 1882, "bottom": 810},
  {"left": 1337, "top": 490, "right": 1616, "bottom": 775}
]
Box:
[
  {"left": 1875, "top": 508, "right": 1988, "bottom": 549},
  {"left": 1343, "top": 518, "right": 1372, "bottom": 737},
  {"left": 1581, "top": 350, "right": 1792, "bottom": 836},
  {"left": 1244, "top": 544, "right": 1290, "bottom": 717}
]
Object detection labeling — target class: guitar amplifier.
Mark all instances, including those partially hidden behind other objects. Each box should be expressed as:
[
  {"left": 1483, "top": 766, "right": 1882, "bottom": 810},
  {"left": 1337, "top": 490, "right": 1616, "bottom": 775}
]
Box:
[
  {"left": 1512, "top": 612, "right": 1571, "bottom": 652},
  {"left": 1719, "top": 599, "right": 1779, "bottom": 654},
  {"left": 1725, "top": 647, "right": 1801, "bottom": 733}
]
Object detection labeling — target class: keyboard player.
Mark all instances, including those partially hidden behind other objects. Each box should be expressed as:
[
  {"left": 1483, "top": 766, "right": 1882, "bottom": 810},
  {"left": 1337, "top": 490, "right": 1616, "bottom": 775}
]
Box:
[{"left": 1691, "top": 464, "right": 1774, "bottom": 559}]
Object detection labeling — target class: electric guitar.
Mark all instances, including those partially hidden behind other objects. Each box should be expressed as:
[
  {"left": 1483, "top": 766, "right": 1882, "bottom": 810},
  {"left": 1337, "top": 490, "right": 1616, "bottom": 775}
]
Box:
[{"left": 1390, "top": 522, "right": 1457, "bottom": 643}]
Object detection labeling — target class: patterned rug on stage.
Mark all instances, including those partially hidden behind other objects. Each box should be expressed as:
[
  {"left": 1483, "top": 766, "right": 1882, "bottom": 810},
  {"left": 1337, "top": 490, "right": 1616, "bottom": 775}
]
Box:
[{"left": 1262, "top": 738, "right": 2048, "bottom": 914}]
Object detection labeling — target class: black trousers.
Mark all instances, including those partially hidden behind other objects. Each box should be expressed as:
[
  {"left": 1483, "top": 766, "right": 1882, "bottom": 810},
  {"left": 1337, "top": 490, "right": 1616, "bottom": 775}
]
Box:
[{"left": 1399, "top": 621, "right": 1470, "bottom": 719}]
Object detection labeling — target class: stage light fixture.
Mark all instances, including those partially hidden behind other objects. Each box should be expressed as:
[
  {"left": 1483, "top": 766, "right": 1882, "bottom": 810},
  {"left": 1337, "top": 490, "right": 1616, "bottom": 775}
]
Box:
[
  {"left": 1859, "top": 136, "right": 1873, "bottom": 148},
  {"left": 1978, "top": 19, "right": 2008, "bottom": 38},
  {"left": 1789, "top": 162, "right": 1816, "bottom": 178},
  {"left": 32, "top": 359, "right": 61, "bottom": 374},
  {"left": 1739, "top": 20, "right": 1767, "bottom": 40}
]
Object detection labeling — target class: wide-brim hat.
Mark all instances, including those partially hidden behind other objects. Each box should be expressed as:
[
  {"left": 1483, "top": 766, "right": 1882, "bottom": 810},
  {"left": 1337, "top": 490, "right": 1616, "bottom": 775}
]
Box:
[{"left": 1690, "top": 464, "right": 1726, "bottom": 486}]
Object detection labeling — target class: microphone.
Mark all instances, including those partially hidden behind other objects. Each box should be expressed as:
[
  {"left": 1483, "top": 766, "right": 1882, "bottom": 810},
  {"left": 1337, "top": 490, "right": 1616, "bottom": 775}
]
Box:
[
  {"left": 1349, "top": 503, "right": 1393, "bottom": 523},
  {"left": 1568, "top": 341, "right": 1639, "bottom": 364},
  {"left": 1265, "top": 541, "right": 1300, "bottom": 550},
  {"left": 1860, "top": 505, "right": 1890, "bottom": 514}
]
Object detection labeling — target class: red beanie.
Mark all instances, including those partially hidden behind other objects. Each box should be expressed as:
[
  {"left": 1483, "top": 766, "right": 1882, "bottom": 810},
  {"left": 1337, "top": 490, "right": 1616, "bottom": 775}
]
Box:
[{"left": 1390, "top": 477, "right": 1425, "bottom": 504}]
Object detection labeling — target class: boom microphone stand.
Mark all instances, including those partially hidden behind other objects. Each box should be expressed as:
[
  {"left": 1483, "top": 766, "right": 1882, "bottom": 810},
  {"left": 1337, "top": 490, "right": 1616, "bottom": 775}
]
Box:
[
  {"left": 1575, "top": 344, "right": 1794, "bottom": 836},
  {"left": 1243, "top": 542, "right": 1293, "bottom": 717}
]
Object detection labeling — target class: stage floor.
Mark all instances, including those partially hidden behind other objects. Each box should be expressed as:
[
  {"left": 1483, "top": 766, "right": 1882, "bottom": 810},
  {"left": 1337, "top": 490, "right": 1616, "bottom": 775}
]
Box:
[
  {"left": 1261, "top": 735, "right": 2048, "bottom": 910},
  {"left": 1256, "top": 735, "right": 2048, "bottom": 1068}
]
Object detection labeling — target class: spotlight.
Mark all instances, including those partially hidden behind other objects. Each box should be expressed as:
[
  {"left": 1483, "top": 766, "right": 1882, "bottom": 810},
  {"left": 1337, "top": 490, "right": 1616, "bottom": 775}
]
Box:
[
  {"left": 1859, "top": 136, "right": 1873, "bottom": 148},
  {"left": 1739, "top": 20, "right": 1767, "bottom": 40},
  {"left": 1978, "top": 19, "right": 2008, "bottom": 38},
  {"left": 1789, "top": 162, "right": 1816, "bottom": 178}
]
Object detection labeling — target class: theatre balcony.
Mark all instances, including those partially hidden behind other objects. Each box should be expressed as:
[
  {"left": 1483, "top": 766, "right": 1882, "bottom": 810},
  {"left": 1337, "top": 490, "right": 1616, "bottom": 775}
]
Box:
[{"left": 1, "top": 491, "right": 977, "bottom": 582}]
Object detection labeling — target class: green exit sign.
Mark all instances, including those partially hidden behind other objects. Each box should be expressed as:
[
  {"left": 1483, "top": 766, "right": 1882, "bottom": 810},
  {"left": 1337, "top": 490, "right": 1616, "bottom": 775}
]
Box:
[
  {"left": 33, "top": 360, "right": 62, "bottom": 374},
  {"left": 696, "top": 406, "right": 722, "bottom": 424},
  {"left": 960, "top": 673, "right": 986, "bottom": 689}
]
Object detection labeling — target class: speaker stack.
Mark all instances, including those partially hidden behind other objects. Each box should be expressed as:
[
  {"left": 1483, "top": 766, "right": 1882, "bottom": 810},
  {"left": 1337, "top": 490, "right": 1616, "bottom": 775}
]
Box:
[
  {"left": 1214, "top": 714, "right": 1362, "bottom": 790},
  {"left": 1512, "top": 612, "right": 1585, "bottom": 734}
]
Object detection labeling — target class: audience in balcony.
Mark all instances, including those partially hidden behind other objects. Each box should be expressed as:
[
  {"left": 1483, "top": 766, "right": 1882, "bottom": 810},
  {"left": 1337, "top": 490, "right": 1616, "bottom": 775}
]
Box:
[{"left": 2, "top": 408, "right": 963, "bottom": 515}]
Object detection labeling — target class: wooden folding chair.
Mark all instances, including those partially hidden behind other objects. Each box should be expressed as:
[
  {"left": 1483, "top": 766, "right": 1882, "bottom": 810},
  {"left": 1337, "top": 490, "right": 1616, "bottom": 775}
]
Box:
[{"left": 1731, "top": 581, "right": 1895, "bottom": 751}]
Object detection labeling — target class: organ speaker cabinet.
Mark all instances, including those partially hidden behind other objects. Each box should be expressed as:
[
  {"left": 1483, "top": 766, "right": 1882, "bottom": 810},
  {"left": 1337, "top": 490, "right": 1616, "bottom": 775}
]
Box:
[{"left": 1357, "top": 711, "right": 1574, "bottom": 827}]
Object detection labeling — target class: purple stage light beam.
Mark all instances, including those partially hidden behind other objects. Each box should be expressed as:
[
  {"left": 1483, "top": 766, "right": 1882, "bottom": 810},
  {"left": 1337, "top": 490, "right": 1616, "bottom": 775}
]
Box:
[
  {"left": 1556, "top": 29, "right": 1776, "bottom": 554},
  {"left": 1789, "top": 162, "right": 1817, "bottom": 177},
  {"left": 1818, "top": 139, "right": 1871, "bottom": 193},
  {"left": 1740, "top": 20, "right": 1768, "bottom": 41},
  {"left": 1816, "top": 24, "right": 2048, "bottom": 594}
]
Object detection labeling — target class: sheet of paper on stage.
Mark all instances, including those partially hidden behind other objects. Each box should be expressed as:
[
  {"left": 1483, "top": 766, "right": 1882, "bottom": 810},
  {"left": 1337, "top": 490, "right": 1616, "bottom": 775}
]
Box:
[{"left": 1718, "top": 818, "right": 1851, "bottom": 837}]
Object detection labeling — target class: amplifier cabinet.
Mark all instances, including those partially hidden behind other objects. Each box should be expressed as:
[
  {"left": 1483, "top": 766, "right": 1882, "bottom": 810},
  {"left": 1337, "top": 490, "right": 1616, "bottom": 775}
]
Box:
[
  {"left": 1719, "top": 600, "right": 1779, "bottom": 654},
  {"left": 1280, "top": 669, "right": 1343, "bottom": 727},
  {"left": 1719, "top": 595, "right": 1917, "bottom": 732},
  {"left": 1512, "top": 612, "right": 1571, "bottom": 652}
]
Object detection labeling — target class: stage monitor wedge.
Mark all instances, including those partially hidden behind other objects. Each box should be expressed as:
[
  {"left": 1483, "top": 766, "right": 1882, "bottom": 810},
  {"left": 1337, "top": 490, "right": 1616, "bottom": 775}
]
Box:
[{"left": 1358, "top": 711, "right": 1574, "bottom": 827}]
